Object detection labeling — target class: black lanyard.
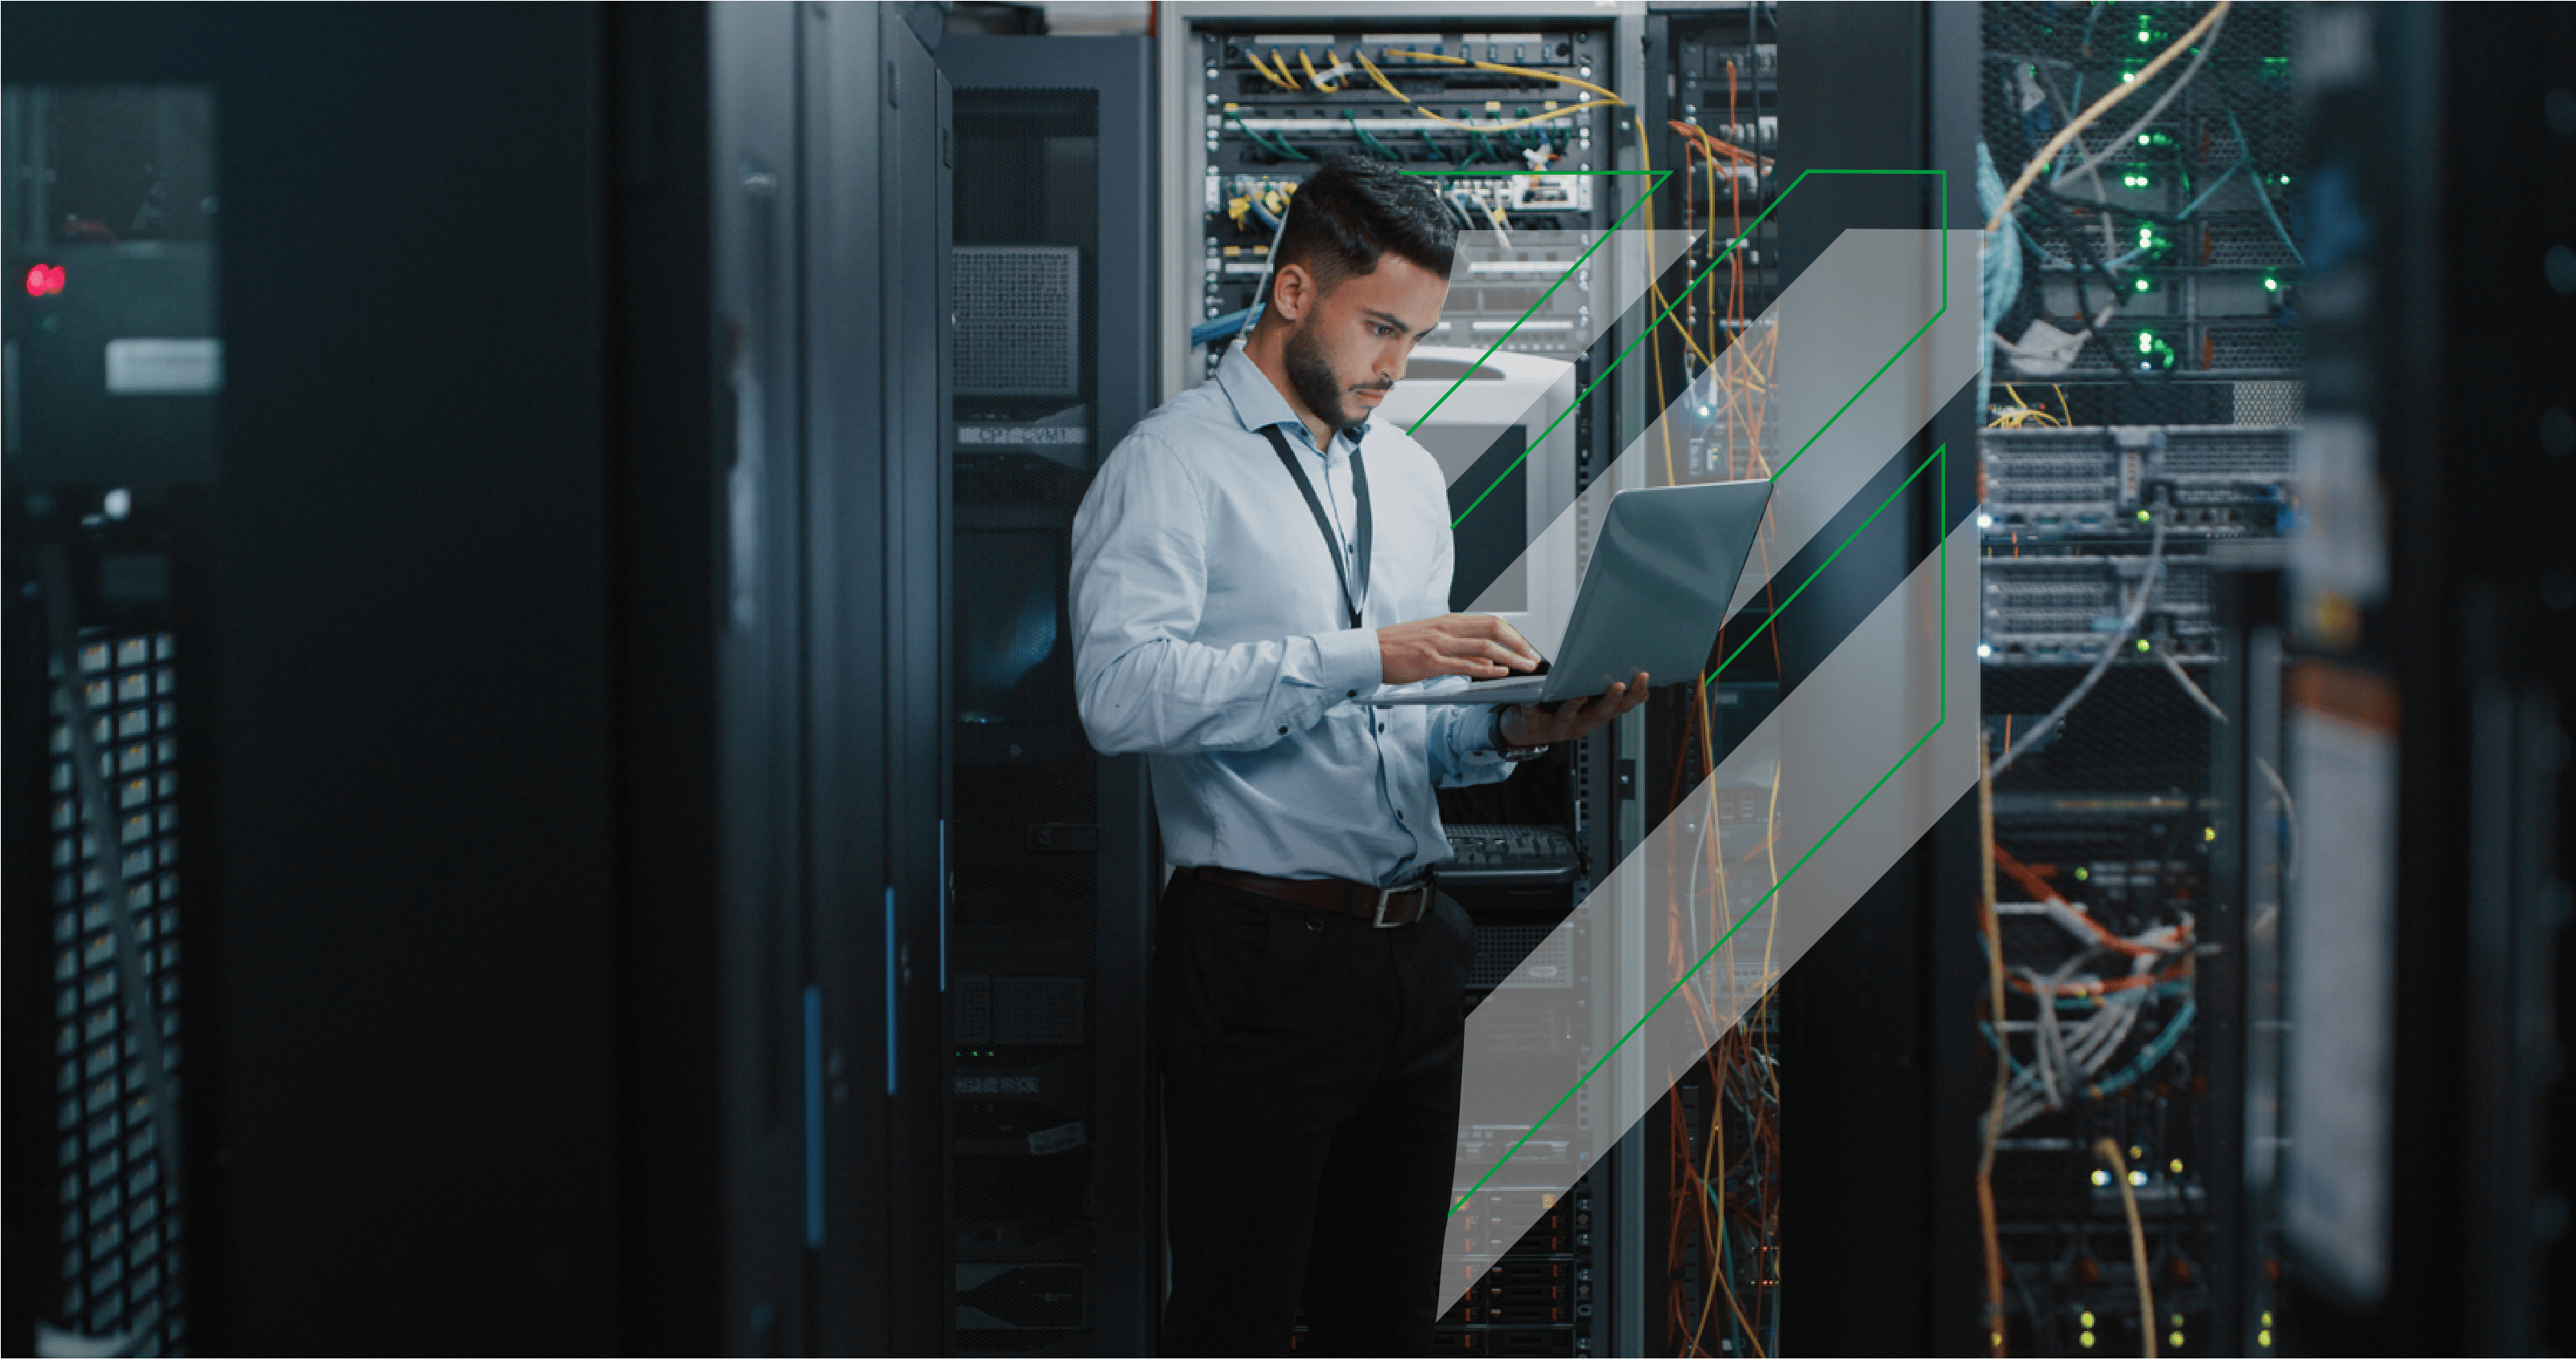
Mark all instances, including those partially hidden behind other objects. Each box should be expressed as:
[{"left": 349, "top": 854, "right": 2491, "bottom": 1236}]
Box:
[{"left": 1259, "top": 423, "right": 1370, "bottom": 630}]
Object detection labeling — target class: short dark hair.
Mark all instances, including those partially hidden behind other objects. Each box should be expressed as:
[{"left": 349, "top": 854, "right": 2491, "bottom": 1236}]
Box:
[{"left": 1264, "top": 154, "right": 1457, "bottom": 311}]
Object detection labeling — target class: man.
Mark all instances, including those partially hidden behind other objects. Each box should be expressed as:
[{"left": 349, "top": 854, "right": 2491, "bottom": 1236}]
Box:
[{"left": 1069, "top": 155, "right": 1647, "bottom": 1354}]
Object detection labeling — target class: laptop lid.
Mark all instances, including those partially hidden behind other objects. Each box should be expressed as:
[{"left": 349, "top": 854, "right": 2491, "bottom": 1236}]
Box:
[{"left": 1535, "top": 480, "right": 1773, "bottom": 703}]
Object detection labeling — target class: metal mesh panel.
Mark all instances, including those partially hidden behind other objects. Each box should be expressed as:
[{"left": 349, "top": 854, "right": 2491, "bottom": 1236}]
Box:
[
  {"left": 2230, "top": 380, "right": 2302, "bottom": 426},
  {"left": 1467, "top": 920, "right": 1575, "bottom": 991},
  {"left": 990, "top": 977, "right": 1085, "bottom": 1047},
  {"left": 2195, "top": 211, "right": 2306, "bottom": 270},
  {"left": 1984, "top": 2, "right": 2305, "bottom": 402},
  {"left": 2206, "top": 325, "right": 2304, "bottom": 371},
  {"left": 43, "top": 632, "right": 186, "bottom": 1352},
  {"left": 953, "top": 246, "right": 1081, "bottom": 397}
]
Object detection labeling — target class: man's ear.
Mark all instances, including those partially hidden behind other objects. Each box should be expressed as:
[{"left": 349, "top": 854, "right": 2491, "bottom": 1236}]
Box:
[{"left": 1271, "top": 262, "right": 1315, "bottom": 324}]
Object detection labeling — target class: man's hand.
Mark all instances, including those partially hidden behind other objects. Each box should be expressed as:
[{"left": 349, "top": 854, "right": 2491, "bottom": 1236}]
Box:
[
  {"left": 1498, "top": 672, "right": 1651, "bottom": 748},
  {"left": 1378, "top": 614, "right": 1543, "bottom": 686}
]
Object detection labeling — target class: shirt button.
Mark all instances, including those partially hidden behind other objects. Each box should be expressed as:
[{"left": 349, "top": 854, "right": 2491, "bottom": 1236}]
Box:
[
  {"left": 1277, "top": 724, "right": 1288, "bottom": 735},
  {"left": 1348, "top": 689, "right": 1357, "bottom": 698},
  {"left": 1395, "top": 810, "right": 1405, "bottom": 822},
  {"left": 1378, "top": 722, "right": 1387, "bottom": 732}
]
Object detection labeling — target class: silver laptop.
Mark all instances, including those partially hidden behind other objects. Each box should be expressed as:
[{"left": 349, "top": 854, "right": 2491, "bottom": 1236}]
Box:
[{"left": 1361, "top": 479, "right": 1773, "bottom": 707}]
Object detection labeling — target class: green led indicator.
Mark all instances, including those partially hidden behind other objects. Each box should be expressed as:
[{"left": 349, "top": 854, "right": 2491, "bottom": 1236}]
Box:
[
  {"left": 2135, "top": 278, "right": 2151, "bottom": 291},
  {"left": 2137, "top": 638, "right": 2153, "bottom": 653},
  {"left": 2137, "top": 509, "right": 2152, "bottom": 522},
  {"left": 2264, "top": 276, "right": 2280, "bottom": 291}
]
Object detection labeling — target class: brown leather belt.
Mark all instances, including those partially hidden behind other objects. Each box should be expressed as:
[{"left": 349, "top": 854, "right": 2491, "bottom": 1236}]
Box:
[{"left": 1189, "top": 865, "right": 1435, "bottom": 928}]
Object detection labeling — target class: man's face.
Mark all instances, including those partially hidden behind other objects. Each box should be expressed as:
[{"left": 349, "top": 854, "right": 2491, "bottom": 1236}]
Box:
[{"left": 1276, "top": 253, "right": 1450, "bottom": 435}]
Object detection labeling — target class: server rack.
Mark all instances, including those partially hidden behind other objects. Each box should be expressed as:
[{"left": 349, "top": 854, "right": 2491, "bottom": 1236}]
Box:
[
  {"left": 934, "top": 33, "right": 1160, "bottom": 1357},
  {"left": 1969, "top": 5, "right": 2305, "bottom": 1356},
  {"left": 1161, "top": 6, "right": 1655, "bottom": 1353},
  {"left": 2, "top": 84, "right": 218, "bottom": 1354},
  {"left": 1628, "top": 10, "right": 1789, "bottom": 1352},
  {"left": 1622, "top": 8, "right": 1995, "bottom": 1355},
  {"left": 2, "top": 6, "right": 954, "bottom": 1351}
]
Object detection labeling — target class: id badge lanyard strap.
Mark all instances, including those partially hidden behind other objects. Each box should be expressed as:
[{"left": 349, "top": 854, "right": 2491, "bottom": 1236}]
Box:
[{"left": 1259, "top": 424, "right": 1371, "bottom": 630}]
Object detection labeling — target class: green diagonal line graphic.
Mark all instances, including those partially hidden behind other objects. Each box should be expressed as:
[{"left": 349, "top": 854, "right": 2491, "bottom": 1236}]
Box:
[
  {"left": 1448, "top": 168, "right": 1947, "bottom": 530},
  {"left": 1450, "top": 437, "right": 1952, "bottom": 1216},
  {"left": 1399, "top": 170, "right": 1670, "bottom": 435},
  {"left": 1768, "top": 176, "right": 1949, "bottom": 481},
  {"left": 1704, "top": 443, "right": 1944, "bottom": 687}
]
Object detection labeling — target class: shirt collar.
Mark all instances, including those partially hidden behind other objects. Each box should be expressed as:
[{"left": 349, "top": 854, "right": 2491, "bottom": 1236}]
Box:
[{"left": 1214, "top": 344, "right": 1370, "bottom": 453}]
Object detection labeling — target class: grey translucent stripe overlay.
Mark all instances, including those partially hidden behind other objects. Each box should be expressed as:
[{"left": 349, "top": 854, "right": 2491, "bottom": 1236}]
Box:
[{"left": 1432, "top": 229, "right": 1981, "bottom": 1315}]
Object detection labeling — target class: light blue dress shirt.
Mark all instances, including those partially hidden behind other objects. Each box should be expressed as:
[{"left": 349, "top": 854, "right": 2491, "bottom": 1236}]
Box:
[{"left": 1070, "top": 344, "right": 1519, "bottom": 888}]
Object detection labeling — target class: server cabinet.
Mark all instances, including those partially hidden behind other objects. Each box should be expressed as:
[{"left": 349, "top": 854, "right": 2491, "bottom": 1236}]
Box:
[
  {"left": 2, "top": 79, "right": 216, "bottom": 1355},
  {"left": 1738, "top": 4, "right": 1985, "bottom": 1354},
  {"left": 1961, "top": 5, "right": 2307, "bottom": 1356},
  {"left": 935, "top": 34, "right": 1160, "bottom": 1356},
  {"left": 2, "top": 5, "right": 950, "bottom": 1351},
  {"left": 2265, "top": 6, "right": 2574, "bottom": 1355},
  {"left": 868, "top": 8, "right": 956, "bottom": 1356}
]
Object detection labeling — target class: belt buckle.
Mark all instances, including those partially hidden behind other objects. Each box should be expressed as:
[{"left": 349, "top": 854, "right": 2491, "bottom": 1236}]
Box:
[{"left": 1372, "top": 873, "right": 1431, "bottom": 929}]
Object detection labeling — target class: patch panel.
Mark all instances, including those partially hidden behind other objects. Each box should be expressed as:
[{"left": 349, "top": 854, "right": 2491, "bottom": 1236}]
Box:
[
  {"left": 1980, "top": 554, "right": 2220, "bottom": 666},
  {"left": 1982, "top": 424, "right": 2292, "bottom": 532},
  {"left": 1190, "top": 21, "right": 1620, "bottom": 380}
]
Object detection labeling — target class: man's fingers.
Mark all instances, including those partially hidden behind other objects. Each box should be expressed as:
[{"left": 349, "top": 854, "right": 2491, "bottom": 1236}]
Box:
[
  {"left": 1458, "top": 614, "right": 1543, "bottom": 663},
  {"left": 1445, "top": 636, "right": 1535, "bottom": 671}
]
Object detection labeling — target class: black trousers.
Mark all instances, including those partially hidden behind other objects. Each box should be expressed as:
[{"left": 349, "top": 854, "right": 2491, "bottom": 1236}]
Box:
[{"left": 1155, "top": 868, "right": 1474, "bottom": 1356}]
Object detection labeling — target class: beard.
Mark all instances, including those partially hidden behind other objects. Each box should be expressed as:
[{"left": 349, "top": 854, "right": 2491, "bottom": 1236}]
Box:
[{"left": 1283, "top": 316, "right": 1383, "bottom": 437}]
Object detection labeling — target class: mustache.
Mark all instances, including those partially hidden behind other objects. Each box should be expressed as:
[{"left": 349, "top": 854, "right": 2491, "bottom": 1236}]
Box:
[{"left": 1352, "top": 381, "right": 1395, "bottom": 394}]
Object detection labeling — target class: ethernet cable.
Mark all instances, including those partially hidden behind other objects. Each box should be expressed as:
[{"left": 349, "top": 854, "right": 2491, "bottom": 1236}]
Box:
[
  {"left": 1989, "top": 512, "right": 2170, "bottom": 778},
  {"left": 1247, "top": 49, "right": 1296, "bottom": 90}
]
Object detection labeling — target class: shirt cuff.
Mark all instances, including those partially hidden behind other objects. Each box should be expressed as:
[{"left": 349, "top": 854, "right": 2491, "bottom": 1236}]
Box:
[
  {"left": 1315, "top": 625, "right": 1384, "bottom": 703},
  {"left": 1443, "top": 703, "right": 1518, "bottom": 781}
]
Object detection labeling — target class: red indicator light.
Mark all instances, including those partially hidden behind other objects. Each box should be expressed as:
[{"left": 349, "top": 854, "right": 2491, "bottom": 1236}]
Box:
[{"left": 23, "top": 263, "right": 64, "bottom": 296}]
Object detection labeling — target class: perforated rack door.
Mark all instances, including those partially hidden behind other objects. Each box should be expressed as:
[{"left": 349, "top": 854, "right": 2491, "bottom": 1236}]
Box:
[
  {"left": 45, "top": 631, "right": 186, "bottom": 1350},
  {"left": 952, "top": 245, "right": 1082, "bottom": 398}
]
